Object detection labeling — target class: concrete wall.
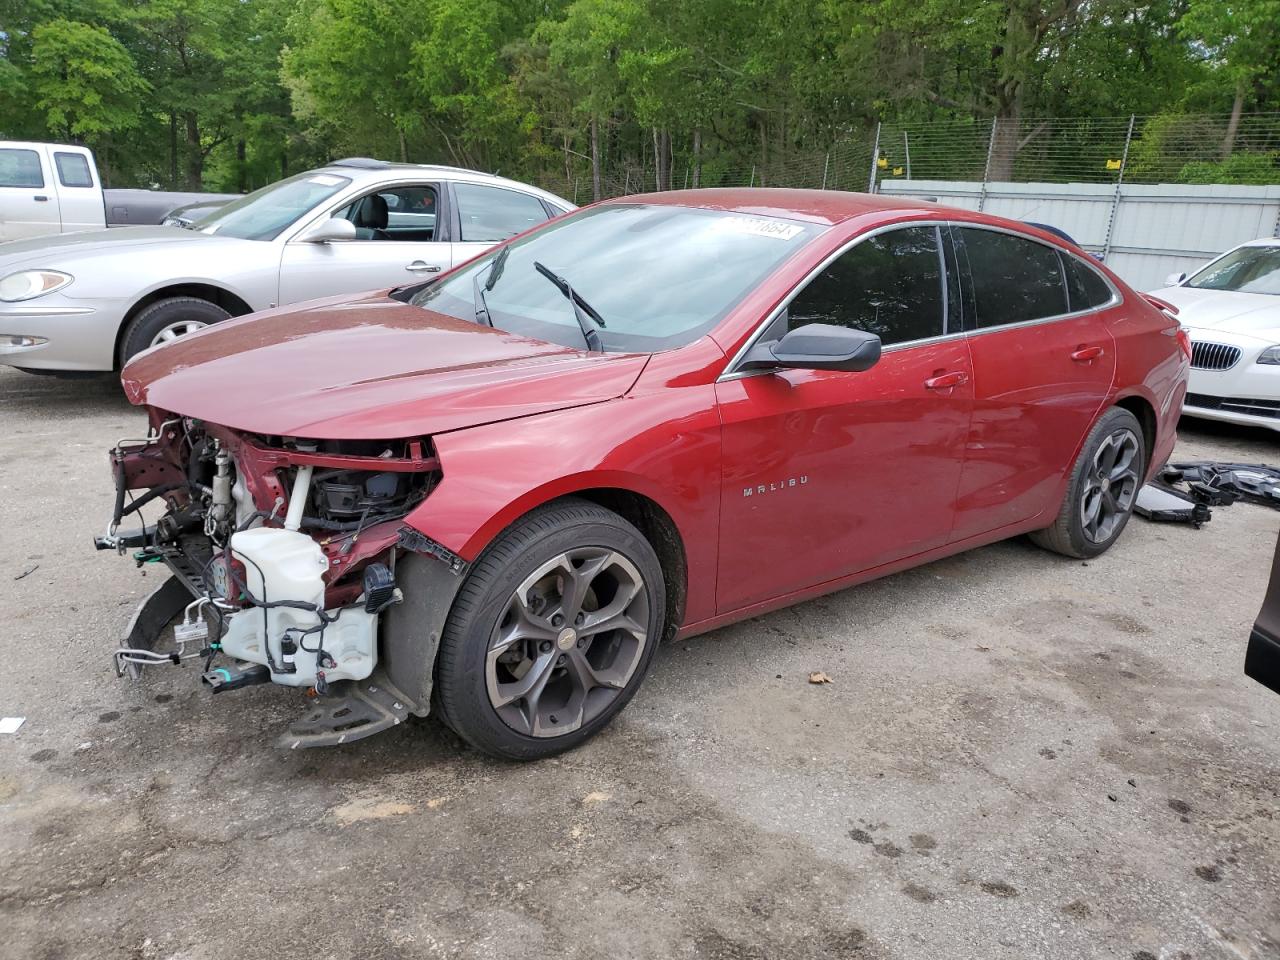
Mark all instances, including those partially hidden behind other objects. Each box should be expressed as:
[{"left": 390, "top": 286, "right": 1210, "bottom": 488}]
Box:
[{"left": 876, "top": 179, "right": 1280, "bottom": 292}]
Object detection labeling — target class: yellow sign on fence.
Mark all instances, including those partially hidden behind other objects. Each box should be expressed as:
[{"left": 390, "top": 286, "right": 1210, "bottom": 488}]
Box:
[{"left": 1105, "top": 159, "right": 1122, "bottom": 170}]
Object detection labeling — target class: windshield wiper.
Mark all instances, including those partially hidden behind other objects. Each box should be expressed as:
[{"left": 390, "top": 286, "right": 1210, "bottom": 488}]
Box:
[
  {"left": 471, "top": 248, "right": 505, "bottom": 328},
  {"left": 532, "top": 261, "right": 606, "bottom": 352}
]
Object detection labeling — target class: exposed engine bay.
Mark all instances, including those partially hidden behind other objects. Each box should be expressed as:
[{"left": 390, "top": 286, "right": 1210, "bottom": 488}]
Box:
[{"left": 97, "top": 411, "right": 464, "bottom": 747}]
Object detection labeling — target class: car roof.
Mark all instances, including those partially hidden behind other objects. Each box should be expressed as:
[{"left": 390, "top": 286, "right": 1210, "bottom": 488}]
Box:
[
  {"left": 315, "top": 158, "right": 573, "bottom": 208},
  {"left": 603, "top": 187, "right": 946, "bottom": 226}
]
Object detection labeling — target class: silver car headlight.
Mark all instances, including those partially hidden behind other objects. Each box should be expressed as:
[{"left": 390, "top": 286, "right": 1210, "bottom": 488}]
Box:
[
  {"left": 1258, "top": 346, "right": 1280, "bottom": 365},
  {"left": 0, "top": 270, "right": 74, "bottom": 302}
]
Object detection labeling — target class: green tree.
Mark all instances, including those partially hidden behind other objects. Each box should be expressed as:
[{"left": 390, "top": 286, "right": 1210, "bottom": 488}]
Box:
[
  {"left": 1179, "top": 0, "right": 1280, "bottom": 156},
  {"left": 29, "top": 19, "right": 149, "bottom": 145},
  {"left": 282, "top": 0, "right": 429, "bottom": 163}
]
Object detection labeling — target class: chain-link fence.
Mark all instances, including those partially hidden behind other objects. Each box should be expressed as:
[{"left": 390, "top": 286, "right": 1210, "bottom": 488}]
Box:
[{"left": 546, "top": 112, "right": 1280, "bottom": 203}]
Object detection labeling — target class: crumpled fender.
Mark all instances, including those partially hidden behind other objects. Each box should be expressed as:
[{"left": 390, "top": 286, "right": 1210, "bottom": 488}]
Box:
[{"left": 401, "top": 387, "right": 724, "bottom": 627}]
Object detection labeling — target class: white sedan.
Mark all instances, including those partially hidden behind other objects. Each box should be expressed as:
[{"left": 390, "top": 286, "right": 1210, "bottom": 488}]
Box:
[
  {"left": 0, "top": 159, "right": 572, "bottom": 373},
  {"left": 1154, "top": 238, "right": 1280, "bottom": 432}
]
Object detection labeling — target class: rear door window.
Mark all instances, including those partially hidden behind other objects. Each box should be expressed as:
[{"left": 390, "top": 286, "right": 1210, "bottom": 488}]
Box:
[
  {"left": 1062, "top": 255, "right": 1114, "bottom": 310},
  {"left": 786, "top": 225, "right": 948, "bottom": 346},
  {"left": 0, "top": 149, "right": 44, "bottom": 188},
  {"left": 54, "top": 152, "right": 94, "bottom": 188},
  {"left": 958, "top": 227, "right": 1069, "bottom": 328},
  {"left": 454, "top": 183, "right": 550, "bottom": 242}
]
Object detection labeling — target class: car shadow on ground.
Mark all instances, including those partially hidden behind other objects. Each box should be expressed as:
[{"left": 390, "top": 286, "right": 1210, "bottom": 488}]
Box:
[
  {"left": 1176, "top": 414, "right": 1278, "bottom": 452},
  {"left": 0, "top": 368, "right": 135, "bottom": 419}
]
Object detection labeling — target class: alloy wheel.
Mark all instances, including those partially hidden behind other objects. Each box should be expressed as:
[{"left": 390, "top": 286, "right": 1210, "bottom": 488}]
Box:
[
  {"left": 486, "top": 548, "right": 650, "bottom": 738},
  {"left": 1080, "top": 427, "right": 1141, "bottom": 544},
  {"left": 149, "top": 319, "right": 208, "bottom": 347}
]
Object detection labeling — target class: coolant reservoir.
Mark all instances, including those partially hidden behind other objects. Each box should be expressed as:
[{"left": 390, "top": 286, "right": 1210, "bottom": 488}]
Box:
[{"left": 217, "top": 527, "right": 378, "bottom": 687}]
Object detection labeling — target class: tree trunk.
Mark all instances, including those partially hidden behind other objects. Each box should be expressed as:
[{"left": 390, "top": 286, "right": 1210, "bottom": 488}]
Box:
[
  {"left": 236, "top": 139, "right": 247, "bottom": 193},
  {"left": 663, "top": 129, "right": 671, "bottom": 190},
  {"left": 590, "top": 116, "right": 601, "bottom": 201},
  {"left": 1221, "top": 82, "right": 1245, "bottom": 160},
  {"left": 758, "top": 118, "right": 768, "bottom": 187},
  {"left": 169, "top": 113, "right": 178, "bottom": 189},
  {"left": 692, "top": 128, "right": 702, "bottom": 188},
  {"left": 398, "top": 128, "right": 408, "bottom": 162},
  {"left": 986, "top": 99, "right": 1021, "bottom": 183},
  {"left": 653, "top": 127, "right": 669, "bottom": 190},
  {"left": 184, "top": 112, "right": 202, "bottom": 190},
  {"left": 985, "top": 1, "right": 1035, "bottom": 182}
]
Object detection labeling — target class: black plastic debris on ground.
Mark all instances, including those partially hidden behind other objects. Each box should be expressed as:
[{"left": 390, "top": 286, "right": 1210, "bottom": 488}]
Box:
[
  {"left": 1135, "top": 484, "right": 1211, "bottom": 527},
  {"left": 1137, "top": 461, "right": 1280, "bottom": 527}
]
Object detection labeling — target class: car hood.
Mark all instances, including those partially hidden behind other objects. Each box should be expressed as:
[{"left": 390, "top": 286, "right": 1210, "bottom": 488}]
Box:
[
  {"left": 121, "top": 293, "right": 650, "bottom": 440},
  {"left": 0, "top": 226, "right": 234, "bottom": 269},
  {"left": 1154, "top": 285, "right": 1280, "bottom": 338}
]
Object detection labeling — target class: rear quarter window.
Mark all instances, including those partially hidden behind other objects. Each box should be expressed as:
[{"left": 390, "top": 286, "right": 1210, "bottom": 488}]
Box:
[
  {"left": 1063, "top": 255, "right": 1114, "bottom": 310},
  {"left": 54, "top": 152, "right": 94, "bottom": 188}
]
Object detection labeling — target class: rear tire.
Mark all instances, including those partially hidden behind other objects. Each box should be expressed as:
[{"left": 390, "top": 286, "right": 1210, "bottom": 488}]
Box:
[
  {"left": 1030, "top": 406, "right": 1145, "bottom": 559},
  {"left": 435, "top": 498, "right": 665, "bottom": 760},
  {"left": 119, "top": 297, "right": 230, "bottom": 366}
]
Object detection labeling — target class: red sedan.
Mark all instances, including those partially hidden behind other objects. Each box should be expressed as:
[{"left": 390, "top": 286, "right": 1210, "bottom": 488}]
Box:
[{"left": 104, "top": 189, "right": 1190, "bottom": 759}]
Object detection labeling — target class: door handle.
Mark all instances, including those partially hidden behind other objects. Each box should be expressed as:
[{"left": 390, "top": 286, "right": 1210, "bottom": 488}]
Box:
[
  {"left": 924, "top": 371, "right": 968, "bottom": 390},
  {"left": 405, "top": 260, "right": 441, "bottom": 273},
  {"left": 33, "top": 195, "right": 48, "bottom": 202},
  {"left": 1071, "top": 345, "right": 1104, "bottom": 363}
]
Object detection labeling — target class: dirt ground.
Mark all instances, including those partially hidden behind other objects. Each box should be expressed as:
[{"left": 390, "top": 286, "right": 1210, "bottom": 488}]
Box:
[{"left": 1, "top": 365, "right": 1278, "bottom": 960}]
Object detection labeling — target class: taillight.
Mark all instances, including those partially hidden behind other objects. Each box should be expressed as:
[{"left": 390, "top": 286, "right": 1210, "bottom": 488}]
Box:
[{"left": 1176, "top": 327, "right": 1192, "bottom": 361}]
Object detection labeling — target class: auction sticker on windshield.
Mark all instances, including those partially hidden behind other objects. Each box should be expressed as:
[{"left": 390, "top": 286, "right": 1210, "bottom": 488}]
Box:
[
  {"left": 308, "top": 174, "right": 344, "bottom": 186},
  {"left": 711, "top": 216, "right": 805, "bottom": 241}
]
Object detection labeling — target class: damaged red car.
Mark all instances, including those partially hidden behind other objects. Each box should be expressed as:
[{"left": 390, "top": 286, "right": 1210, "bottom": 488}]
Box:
[{"left": 102, "top": 190, "right": 1189, "bottom": 759}]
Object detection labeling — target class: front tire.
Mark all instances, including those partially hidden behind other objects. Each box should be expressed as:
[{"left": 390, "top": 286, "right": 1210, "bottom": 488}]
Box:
[
  {"left": 435, "top": 499, "right": 665, "bottom": 760},
  {"left": 1030, "top": 406, "right": 1146, "bottom": 559},
  {"left": 119, "top": 297, "right": 230, "bottom": 366}
]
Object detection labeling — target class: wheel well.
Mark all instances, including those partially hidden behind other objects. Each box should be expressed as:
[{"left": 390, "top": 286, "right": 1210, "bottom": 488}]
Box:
[
  {"left": 114, "top": 283, "right": 255, "bottom": 368},
  {"left": 573, "top": 488, "right": 687, "bottom": 644},
  {"left": 1115, "top": 395, "right": 1156, "bottom": 464}
]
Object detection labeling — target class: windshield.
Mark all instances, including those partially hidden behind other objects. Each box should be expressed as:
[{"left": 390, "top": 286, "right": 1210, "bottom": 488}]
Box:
[
  {"left": 193, "top": 171, "right": 352, "bottom": 241},
  {"left": 1187, "top": 245, "right": 1280, "bottom": 296},
  {"left": 409, "top": 204, "right": 824, "bottom": 352}
]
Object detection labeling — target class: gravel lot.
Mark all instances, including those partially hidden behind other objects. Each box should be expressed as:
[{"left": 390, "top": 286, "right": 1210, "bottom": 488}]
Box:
[{"left": 1, "top": 365, "right": 1278, "bottom": 960}]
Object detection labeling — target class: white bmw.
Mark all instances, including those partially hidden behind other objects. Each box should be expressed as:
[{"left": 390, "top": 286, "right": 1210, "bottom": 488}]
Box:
[{"left": 1154, "top": 238, "right": 1280, "bottom": 432}]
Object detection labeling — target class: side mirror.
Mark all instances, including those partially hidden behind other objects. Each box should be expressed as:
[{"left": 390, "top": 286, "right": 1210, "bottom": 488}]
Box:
[
  {"left": 300, "top": 217, "right": 357, "bottom": 243},
  {"left": 1165, "top": 271, "right": 1187, "bottom": 287},
  {"left": 740, "top": 323, "right": 882, "bottom": 373}
]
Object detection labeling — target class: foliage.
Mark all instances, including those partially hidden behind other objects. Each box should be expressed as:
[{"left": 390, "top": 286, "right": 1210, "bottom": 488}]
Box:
[
  {"left": 0, "top": 0, "right": 1277, "bottom": 192},
  {"left": 29, "top": 19, "right": 149, "bottom": 142},
  {"left": 1178, "top": 151, "right": 1280, "bottom": 185}
]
